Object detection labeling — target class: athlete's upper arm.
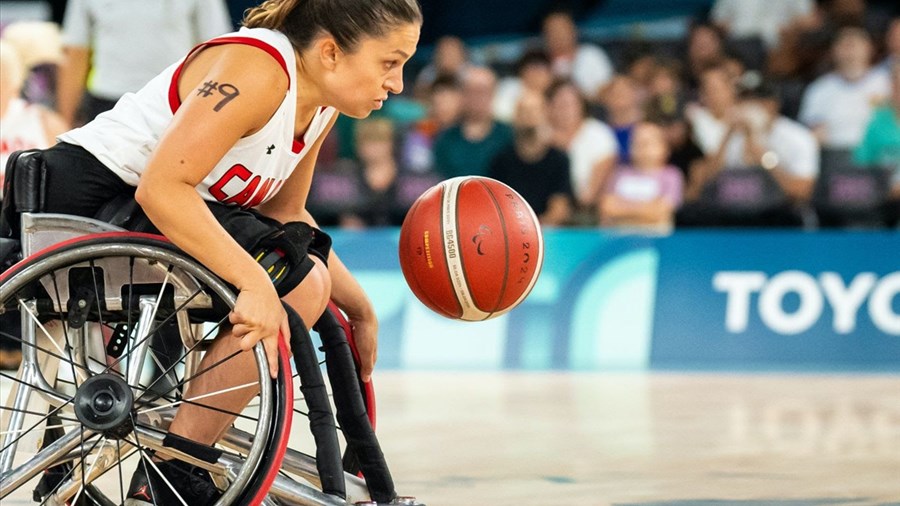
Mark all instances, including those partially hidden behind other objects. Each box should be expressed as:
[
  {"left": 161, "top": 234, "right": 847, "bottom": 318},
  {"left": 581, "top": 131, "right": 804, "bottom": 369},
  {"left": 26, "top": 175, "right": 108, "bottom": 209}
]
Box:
[
  {"left": 257, "top": 113, "right": 340, "bottom": 223},
  {"left": 140, "top": 44, "right": 288, "bottom": 189}
]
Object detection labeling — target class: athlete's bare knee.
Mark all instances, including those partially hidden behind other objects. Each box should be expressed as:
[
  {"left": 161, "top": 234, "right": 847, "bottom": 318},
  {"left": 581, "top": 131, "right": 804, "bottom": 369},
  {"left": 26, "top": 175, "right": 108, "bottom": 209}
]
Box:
[{"left": 283, "top": 257, "right": 331, "bottom": 328}]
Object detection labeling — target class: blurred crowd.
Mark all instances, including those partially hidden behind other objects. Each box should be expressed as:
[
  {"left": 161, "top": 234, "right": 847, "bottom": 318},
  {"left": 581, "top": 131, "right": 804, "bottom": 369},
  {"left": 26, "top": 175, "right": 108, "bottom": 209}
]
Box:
[{"left": 1, "top": 0, "right": 899, "bottom": 236}]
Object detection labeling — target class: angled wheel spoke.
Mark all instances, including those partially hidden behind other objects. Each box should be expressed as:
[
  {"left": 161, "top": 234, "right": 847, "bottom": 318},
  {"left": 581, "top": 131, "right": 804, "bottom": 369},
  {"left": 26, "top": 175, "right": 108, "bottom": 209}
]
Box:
[
  {"left": 137, "top": 347, "right": 242, "bottom": 407},
  {"left": 0, "top": 422, "right": 81, "bottom": 438},
  {"left": 17, "top": 300, "right": 89, "bottom": 384},
  {"left": 137, "top": 381, "right": 258, "bottom": 415},
  {"left": 0, "top": 405, "right": 80, "bottom": 423},
  {"left": 136, "top": 315, "right": 229, "bottom": 403},
  {"left": 35, "top": 432, "right": 104, "bottom": 506},
  {"left": 116, "top": 439, "right": 127, "bottom": 505},
  {"left": 0, "top": 371, "right": 77, "bottom": 453},
  {"left": 104, "top": 276, "right": 203, "bottom": 379}
]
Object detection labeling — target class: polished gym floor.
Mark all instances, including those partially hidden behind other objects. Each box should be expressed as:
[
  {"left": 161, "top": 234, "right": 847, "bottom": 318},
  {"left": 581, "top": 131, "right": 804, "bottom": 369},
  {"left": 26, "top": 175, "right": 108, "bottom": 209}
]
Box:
[{"left": 3, "top": 371, "right": 899, "bottom": 505}]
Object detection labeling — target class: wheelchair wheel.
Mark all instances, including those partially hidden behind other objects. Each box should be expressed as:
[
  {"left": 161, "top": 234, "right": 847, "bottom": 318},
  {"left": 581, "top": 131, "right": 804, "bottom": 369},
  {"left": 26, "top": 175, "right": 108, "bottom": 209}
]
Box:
[{"left": 0, "top": 233, "right": 292, "bottom": 506}]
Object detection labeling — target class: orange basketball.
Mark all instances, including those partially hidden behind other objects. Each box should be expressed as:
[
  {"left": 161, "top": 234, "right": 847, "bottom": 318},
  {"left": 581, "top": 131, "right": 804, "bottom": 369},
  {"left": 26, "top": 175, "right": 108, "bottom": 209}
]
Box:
[{"left": 398, "top": 176, "right": 544, "bottom": 321}]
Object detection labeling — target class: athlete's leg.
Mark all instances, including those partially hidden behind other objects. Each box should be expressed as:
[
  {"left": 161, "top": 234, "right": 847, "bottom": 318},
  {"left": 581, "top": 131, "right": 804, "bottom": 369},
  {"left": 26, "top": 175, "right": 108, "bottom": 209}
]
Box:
[{"left": 166, "top": 256, "right": 332, "bottom": 445}]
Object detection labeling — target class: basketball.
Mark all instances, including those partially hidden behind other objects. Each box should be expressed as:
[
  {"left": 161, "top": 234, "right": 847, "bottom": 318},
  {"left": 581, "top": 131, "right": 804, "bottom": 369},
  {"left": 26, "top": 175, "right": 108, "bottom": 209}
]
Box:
[{"left": 398, "top": 176, "right": 544, "bottom": 321}]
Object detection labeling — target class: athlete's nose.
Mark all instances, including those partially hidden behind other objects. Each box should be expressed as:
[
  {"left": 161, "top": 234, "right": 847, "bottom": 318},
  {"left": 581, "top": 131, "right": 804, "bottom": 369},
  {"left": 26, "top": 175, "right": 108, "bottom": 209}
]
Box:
[{"left": 385, "top": 68, "right": 404, "bottom": 95}]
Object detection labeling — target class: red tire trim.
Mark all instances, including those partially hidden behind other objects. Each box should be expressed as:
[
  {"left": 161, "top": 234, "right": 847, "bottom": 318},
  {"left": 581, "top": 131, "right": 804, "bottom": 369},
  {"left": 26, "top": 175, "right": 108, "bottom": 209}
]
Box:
[
  {"left": 168, "top": 36, "right": 290, "bottom": 114},
  {"left": 0, "top": 232, "right": 169, "bottom": 283},
  {"left": 326, "top": 301, "right": 377, "bottom": 430},
  {"left": 248, "top": 337, "right": 294, "bottom": 505}
]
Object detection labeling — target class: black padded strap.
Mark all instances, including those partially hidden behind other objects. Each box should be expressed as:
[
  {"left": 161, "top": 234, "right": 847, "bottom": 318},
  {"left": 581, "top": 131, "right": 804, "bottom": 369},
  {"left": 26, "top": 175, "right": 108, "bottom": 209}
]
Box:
[
  {"left": 314, "top": 309, "right": 397, "bottom": 503},
  {"left": 162, "top": 432, "right": 223, "bottom": 464},
  {"left": 284, "top": 302, "right": 346, "bottom": 499}
]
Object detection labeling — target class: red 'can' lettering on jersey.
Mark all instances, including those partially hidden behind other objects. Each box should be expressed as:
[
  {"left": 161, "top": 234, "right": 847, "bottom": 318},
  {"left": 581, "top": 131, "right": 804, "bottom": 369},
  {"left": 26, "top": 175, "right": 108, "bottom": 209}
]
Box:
[{"left": 209, "top": 164, "right": 283, "bottom": 208}]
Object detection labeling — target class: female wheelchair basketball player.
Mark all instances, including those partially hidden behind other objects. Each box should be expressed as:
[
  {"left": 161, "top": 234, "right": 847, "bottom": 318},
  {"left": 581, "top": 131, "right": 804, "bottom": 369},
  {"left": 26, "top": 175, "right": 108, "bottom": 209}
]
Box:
[{"left": 1, "top": 0, "right": 421, "bottom": 503}]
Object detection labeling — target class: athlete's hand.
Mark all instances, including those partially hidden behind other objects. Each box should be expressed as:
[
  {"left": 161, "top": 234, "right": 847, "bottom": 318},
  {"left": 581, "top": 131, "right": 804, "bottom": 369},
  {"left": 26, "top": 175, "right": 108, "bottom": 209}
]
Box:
[
  {"left": 347, "top": 309, "right": 378, "bottom": 383},
  {"left": 230, "top": 281, "right": 290, "bottom": 379}
]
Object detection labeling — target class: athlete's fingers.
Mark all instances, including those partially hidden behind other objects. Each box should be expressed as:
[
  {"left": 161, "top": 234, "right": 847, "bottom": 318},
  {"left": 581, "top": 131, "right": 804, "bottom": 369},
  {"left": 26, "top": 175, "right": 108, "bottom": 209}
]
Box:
[
  {"left": 279, "top": 317, "right": 292, "bottom": 354},
  {"left": 231, "top": 323, "right": 252, "bottom": 339},
  {"left": 262, "top": 334, "right": 279, "bottom": 379}
]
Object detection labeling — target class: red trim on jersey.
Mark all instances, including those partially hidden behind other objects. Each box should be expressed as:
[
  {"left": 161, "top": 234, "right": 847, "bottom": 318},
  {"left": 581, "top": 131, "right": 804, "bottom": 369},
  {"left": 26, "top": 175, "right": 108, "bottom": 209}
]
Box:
[
  {"left": 168, "top": 36, "right": 290, "bottom": 114},
  {"left": 289, "top": 107, "right": 329, "bottom": 154}
]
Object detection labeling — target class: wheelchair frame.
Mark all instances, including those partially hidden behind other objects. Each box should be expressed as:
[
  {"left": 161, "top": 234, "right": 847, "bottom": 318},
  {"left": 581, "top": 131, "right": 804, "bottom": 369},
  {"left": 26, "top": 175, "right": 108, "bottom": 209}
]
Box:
[{"left": 0, "top": 210, "right": 414, "bottom": 506}]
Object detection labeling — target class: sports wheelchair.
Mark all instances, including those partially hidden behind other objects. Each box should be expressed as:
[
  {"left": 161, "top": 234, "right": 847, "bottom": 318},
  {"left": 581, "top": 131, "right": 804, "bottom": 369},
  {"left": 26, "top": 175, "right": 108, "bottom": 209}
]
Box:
[{"left": 0, "top": 150, "right": 421, "bottom": 505}]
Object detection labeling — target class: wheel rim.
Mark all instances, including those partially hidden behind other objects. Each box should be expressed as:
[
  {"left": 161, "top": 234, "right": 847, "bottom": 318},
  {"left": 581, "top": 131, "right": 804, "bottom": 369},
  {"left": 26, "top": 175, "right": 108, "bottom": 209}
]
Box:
[{"left": 0, "top": 239, "right": 280, "bottom": 505}]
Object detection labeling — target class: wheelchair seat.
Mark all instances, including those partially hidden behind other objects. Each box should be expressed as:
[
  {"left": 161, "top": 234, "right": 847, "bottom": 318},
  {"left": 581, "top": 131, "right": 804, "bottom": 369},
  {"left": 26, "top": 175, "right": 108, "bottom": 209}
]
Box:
[{"left": 0, "top": 149, "right": 153, "bottom": 265}]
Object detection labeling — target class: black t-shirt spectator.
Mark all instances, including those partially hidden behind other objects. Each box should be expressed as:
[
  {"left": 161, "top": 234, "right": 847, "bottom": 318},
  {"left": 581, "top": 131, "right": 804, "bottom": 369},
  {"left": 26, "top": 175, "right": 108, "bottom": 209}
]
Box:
[
  {"left": 669, "top": 136, "right": 705, "bottom": 180},
  {"left": 487, "top": 145, "right": 573, "bottom": 216}
]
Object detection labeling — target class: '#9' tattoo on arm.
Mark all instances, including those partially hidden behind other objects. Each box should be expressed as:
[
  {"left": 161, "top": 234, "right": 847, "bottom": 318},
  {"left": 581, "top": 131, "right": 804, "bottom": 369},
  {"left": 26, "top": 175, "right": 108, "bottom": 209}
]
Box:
[{"left": 196, "top": 81, "right": 241, "bottom": 112}]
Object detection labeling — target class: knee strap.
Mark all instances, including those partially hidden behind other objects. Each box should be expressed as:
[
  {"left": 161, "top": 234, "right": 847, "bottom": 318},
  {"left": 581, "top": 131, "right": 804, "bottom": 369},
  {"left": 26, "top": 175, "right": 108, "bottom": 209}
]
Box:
[{"left": 253, "top": 222, "right": 333, "bottom": 296}]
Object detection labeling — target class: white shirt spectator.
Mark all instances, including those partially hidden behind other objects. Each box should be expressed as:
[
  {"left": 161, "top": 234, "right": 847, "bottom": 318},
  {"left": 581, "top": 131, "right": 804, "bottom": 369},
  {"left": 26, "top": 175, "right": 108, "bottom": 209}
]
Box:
[
  {"left": 711, "top": 0, "right": 814, "bottom": 48},
  {"left": 723, "top": 116, "right": 820, "bottom": 179},
  {"left": 567, "top": 117, "right": 618, "bottom": 192},
  {"left": 798, "top": 70, "right": 891, "bottom": 149},
  {"left": 0, "top": 99, "right": 51, "bottom": 193},
  {"left": 493, "top": 77, "right": 523, "bottom": 123},
  {"left": 686, "top": 104, "right": 729, "bottom": 156},
  {"left": 552, "top": 44, "right": 614, "bottom": 99},
  {"left": 62, "top": 0, "right": 231, "bottom": 100}
]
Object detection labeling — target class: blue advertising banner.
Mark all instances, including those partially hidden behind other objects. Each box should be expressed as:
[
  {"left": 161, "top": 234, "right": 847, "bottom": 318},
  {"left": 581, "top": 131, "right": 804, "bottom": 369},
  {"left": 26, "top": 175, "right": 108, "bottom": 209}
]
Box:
[
  {"left": 328, "top": 229, "right": 900, "bottom": 372},
  {"left": 652, "top": 232, "right": 900, "bottom": 369}
]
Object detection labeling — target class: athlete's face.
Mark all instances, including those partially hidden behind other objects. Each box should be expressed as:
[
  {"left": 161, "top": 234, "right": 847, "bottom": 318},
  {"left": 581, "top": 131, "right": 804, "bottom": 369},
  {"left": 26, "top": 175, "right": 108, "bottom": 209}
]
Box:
[{"left": 329, "top": 23, "right": 420, "bottom": 118}]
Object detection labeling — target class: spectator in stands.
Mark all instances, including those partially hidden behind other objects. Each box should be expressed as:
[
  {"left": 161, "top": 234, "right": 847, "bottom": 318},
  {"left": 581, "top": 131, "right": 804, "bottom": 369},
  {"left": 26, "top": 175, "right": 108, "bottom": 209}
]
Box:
[
  {"left": 340, "top": 119, "right": 407, "bottom": 228},
  {"left": 0, "top": 21, "right": 64, "bottom": 107},
  {"left": 711, "top": 0, "right": 814, "bottom": 48},
  {"left": 647, "top": 59, "right": 687, "bottom": 119},
  {"left": 685, "top": 22, "right": 728, "bottom": 91},
  {"left": 488, "top": 90, "right": 573, "bottom": 227},
  {"left": 494, "top": 49, "right": 554, "bottom": 123},
  {"left": 599, "top": 122, "right": 684, "bottom": 230},
  {"left": 690, "top": 82, "right": 819, "bottom": 204},
  {"left": 601, "top": 74, "right": 645, "bottom": 164},
  {"left": 770, "top": 0, "right": 892, "bottom": 80},
  {"left": 875, "top": 17, "right": 900, "bottom": 76},
  {"left": 798, "top": 26, "right": 890, "bottom": 149},
  {"left": 58, "top": 0, "right": 231, "bottom": 125},
  {"left": 413, "top": 35, "right": 471, "bottom": 99},
  {"left": 547, "top": 79, "right": 618, "bottom": 217},
  {"left": 622, "top": 47, "right": 659, "bottom": 96},
  {"left": 685, "top": 63, "right": 740, "bottom": 157},
  {"left": 645, "top": 99, "right": 705, "bottom": 182},
  {"left": 433, "top": 67, "right": 513, "bottom": 178},
  {"left": 0, "top": 40, "right": 68, "bottom": 197},
  {"left": 402, "top": 75, "right": 462, "bottom": 174},
  {"left": 541, "top": 9, "right": 614, "bottom": 102},
  {"left": 855, "top": 61, "right": 900, "bottom": 198}
]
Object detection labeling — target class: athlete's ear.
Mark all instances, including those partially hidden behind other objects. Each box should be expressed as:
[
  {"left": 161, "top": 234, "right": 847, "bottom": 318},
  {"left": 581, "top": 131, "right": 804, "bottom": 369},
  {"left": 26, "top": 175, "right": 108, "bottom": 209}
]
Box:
[{"left": 318, "top": 36, "right": 341, "bottom": 70}]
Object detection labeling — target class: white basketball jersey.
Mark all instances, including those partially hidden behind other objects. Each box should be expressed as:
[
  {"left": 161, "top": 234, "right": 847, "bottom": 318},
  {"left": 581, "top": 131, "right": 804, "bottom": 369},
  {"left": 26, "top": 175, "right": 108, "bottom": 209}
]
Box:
[{"left": 59, "top": 28, "right": 336, "bottom": 208}]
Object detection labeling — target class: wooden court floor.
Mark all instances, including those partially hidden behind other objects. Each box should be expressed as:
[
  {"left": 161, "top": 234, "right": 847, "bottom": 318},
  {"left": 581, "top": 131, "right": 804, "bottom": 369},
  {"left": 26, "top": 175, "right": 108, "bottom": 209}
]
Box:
[
  {"left": 3, "top": 371, "right": 899, "bottom": 505},
  {"left": 373, "top": 372, "right": 900, "bottom": 506}
]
